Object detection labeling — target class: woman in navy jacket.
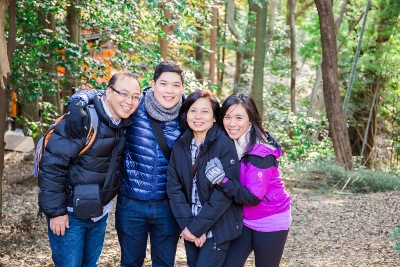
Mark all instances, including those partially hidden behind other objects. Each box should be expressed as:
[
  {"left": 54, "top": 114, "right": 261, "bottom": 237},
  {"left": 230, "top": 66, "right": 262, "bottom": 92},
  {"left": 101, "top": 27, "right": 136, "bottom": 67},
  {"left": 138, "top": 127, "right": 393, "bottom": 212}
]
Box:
[{"left": 167, "top": 90, "right": 242, "bottom": 267}]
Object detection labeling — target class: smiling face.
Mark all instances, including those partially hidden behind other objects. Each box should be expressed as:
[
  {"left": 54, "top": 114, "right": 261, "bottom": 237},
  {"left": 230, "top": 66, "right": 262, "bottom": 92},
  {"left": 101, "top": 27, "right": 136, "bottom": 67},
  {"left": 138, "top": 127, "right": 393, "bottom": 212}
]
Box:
[
  {"left": 186, "top": 97, "right": 216, "bottom": 138},
  {"left": 151, "top": 72, "right": 184, "bottom": 109},
  {"left": 105, "top": 75, "right": 140, "bottom": 121},
  {"left": 222, "top": 104, "right": 251, "bottom": 141}
]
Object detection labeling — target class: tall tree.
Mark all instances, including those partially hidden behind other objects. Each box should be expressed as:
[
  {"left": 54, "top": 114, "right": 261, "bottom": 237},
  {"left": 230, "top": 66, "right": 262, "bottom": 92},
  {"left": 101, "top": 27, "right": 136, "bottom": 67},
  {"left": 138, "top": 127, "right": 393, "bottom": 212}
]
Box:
[
  {"left": 226, "top": 0, "right": 242, "bottom": 92},
  {"left": 208, "top": 1, "right": 218, "bottom": 88},
  {"left": 251, "top": 0, "right": 268, "bottom": 116},
  {"left": 314, "top": 0, "right": 354, "bottom": 170},
  {"left": 63, "top": 0, "right": 80, "bottom": 104},
  {"left": 289, "top": 0, "right": 296, "bottom": 112},
  {"left": 0, "top": 0, "right": 15, "bottom": 226},
  {"left": 160, "top": 2, "right": 173, "bottom": 60}
]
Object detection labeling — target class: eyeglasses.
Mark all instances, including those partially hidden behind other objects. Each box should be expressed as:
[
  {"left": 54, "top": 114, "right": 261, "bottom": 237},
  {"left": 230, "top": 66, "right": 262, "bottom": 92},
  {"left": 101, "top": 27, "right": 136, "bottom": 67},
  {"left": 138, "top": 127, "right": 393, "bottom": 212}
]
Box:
[{"left": 109, "top": 86, "right": 140, "bottom": 102}]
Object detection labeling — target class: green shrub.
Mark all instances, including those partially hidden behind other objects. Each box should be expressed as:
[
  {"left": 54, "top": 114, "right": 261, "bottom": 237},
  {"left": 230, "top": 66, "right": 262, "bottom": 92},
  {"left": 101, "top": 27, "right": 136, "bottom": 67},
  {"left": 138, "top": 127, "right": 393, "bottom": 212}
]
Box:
[{"left": 283, "top": 160, "right": 400, "bottom": 193}]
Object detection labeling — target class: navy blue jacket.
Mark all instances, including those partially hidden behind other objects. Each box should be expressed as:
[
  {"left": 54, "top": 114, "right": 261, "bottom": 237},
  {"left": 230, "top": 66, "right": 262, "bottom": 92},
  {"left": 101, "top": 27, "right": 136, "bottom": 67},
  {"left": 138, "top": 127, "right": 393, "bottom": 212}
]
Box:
[{"left": 39, "top": 95, "right": 132, "bottom": 218}]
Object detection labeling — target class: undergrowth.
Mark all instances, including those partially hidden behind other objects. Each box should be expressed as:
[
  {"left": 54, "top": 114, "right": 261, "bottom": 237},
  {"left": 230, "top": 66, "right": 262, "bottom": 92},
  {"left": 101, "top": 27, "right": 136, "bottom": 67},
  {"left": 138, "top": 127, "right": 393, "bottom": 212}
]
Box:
[{"left": 282, "top": 160, "right": 400, "bottom": 193}]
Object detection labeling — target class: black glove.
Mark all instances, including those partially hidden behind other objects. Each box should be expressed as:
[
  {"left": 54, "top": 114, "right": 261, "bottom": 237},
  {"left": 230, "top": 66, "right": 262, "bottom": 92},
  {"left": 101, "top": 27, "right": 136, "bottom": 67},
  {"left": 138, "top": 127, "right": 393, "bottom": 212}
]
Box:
[
  {"left": 205, "top": 158, "right": 225, "bottom": 184},
  {"left": 65, "top": 100, "right": 89, "bottom": 139},
  {"left": 266, "top": 130, "right": 282, "bottom": 150}
]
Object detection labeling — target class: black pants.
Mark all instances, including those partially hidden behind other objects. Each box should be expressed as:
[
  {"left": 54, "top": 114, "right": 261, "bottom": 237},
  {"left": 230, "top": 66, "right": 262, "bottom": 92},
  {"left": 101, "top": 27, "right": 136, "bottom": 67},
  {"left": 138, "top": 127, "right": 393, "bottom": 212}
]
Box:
[
  {"left": 184, "top": 238, "right": 230, "bottom": 267},
  {"left": 222, "top": 226, "right": 289, "bottom": 267}
]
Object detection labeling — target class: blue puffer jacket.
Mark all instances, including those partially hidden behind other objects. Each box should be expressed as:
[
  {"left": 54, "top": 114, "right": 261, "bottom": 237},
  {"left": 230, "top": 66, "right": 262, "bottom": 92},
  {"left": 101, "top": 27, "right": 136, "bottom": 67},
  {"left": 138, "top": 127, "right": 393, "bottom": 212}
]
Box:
[{"left": 69, "top": 87, "right": 182, "bottom": 200}]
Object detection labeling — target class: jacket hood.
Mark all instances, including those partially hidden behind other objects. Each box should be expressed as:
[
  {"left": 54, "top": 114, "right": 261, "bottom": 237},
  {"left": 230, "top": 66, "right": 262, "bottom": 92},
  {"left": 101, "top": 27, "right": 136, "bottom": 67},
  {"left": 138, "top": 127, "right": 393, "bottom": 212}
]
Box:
[{"left": 248, "top": 142, "right": 282, "bottom": 159}]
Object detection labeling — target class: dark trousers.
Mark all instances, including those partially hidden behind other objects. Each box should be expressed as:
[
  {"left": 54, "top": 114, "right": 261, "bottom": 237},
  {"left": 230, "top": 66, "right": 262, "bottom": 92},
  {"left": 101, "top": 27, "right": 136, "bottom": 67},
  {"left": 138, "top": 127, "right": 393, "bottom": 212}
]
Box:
[
  {"left": 222, "top": 226, "right": 289, "bottom": 267},
  {"left": 184, "top": 238, "right": 230, "bottom": 267}
]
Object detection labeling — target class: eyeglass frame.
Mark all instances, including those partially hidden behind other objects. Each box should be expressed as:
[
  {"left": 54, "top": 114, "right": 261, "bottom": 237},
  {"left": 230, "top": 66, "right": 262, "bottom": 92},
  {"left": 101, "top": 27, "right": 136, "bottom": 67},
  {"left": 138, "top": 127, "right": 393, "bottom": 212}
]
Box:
[{"left": 109, "top": 86, "right": 141, "bottom": 102}]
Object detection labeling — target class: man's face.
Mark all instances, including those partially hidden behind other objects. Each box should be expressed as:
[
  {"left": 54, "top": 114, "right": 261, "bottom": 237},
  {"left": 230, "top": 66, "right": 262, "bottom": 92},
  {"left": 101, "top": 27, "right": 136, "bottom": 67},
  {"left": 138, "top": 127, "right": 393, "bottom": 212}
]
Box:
[
  {"left": 106, "top": 75, "right": 141, "bottom": 121},
  {"left": 151, "top": 72, "right": 184, "bottom": 109}
]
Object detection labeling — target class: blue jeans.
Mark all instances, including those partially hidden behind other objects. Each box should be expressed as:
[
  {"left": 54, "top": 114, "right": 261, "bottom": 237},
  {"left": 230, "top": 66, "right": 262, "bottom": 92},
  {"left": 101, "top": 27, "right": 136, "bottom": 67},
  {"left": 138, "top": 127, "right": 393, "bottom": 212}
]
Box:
[
  {"left": 115, "top": 193, "right": 180, "bottom": 267},
  {"left": 47, "top": 212, "right": 108, "bottom": 267}
]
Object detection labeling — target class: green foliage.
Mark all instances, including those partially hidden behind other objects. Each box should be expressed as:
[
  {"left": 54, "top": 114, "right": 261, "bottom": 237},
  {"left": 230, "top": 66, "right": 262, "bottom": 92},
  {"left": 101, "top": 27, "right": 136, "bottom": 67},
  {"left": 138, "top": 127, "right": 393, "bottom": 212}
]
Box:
[
  {"left": 390, "top": 227, "right": 400, "bottom": 259},
  {"left": 286, "top": 160, "right": 400, "bottom": 193},
  {"left": 16, "top": 101, "right": 60, "bottom": 138}
]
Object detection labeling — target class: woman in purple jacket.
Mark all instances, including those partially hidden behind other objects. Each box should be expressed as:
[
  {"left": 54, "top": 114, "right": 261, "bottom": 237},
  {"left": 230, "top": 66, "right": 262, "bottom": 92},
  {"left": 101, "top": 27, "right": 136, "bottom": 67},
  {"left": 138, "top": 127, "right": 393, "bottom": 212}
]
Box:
[{"left": 205, "top": 93, "right": 291, "bottom": 267}]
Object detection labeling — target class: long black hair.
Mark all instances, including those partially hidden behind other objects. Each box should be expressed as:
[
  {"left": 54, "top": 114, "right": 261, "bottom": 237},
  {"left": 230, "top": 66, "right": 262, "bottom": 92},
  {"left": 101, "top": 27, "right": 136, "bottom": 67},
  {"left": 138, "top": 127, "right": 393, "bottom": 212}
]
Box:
[
  {"left": 220, "top": 93, "right": 267, "bottom": 154},
  {"left": 179, "top": 90, "right": 220, "bottom": 133}
]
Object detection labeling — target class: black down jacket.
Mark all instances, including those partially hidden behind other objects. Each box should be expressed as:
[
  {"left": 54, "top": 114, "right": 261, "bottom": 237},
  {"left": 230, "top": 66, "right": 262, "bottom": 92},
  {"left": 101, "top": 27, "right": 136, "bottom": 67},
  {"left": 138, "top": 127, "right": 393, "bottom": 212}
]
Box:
[
  {"left": 38, "top": 95, "right": 133, "bottom": 218},
  {"left": 167, "top": 123, "right": 243, "bottom": 246}
]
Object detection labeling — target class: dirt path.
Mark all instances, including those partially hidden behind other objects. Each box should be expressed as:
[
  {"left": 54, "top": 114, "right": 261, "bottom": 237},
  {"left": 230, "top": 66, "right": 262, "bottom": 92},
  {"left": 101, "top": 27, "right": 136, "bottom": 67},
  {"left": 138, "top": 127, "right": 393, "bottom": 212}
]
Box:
[{"left": 1, "top": 152, "right": 399, "bottom": 266}]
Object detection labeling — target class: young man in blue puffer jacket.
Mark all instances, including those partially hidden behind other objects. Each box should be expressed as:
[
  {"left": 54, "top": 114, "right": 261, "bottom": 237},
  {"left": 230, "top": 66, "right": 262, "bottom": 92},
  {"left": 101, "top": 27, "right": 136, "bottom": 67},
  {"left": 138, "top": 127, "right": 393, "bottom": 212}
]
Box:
[{"left": 65, "top": 61, "right": 185, "bottom": 267}]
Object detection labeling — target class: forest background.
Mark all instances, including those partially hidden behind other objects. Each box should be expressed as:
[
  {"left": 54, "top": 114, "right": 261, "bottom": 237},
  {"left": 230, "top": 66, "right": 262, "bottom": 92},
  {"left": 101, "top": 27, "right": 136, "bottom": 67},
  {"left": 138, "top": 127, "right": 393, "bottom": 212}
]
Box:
[{"left": 0, "top": 0, "right": 400, "bottom": 264}]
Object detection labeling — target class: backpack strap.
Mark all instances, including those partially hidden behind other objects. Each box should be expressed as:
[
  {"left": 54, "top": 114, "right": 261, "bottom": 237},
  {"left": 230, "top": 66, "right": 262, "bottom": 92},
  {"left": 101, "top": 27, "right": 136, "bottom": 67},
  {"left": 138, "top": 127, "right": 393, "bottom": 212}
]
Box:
[
  {"left": 79, "top": 105, "right": 99, "bottom": 156},
  {"left": 149, "top": 116, "right": 171, "bottom": 161}
]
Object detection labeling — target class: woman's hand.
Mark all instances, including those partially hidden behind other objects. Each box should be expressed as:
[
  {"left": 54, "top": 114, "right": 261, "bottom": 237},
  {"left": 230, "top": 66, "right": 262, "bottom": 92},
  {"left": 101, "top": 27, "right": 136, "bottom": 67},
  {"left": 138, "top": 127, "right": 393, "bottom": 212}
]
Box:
[
  {"left": 205, "top": 157, "right": 225, "bottom": 184},
  {"left": 195, "top": 234, "right": 206, "bottom": 248},
  {"left": 180, "top": 227, "right": 197, "bottom": 242}
]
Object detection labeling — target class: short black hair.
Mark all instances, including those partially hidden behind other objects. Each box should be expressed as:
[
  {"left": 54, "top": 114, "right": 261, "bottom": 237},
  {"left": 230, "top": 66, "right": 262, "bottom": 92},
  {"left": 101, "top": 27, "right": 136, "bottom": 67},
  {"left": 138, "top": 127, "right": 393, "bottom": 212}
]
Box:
[
  {"left": 179, "top": 90, "right": 220, "bottom": 133},
  {"left": 107, "top": 70, "right": 138, "bottom": 88},
  {"left": 153, "top": 60, "right": 185, "bottom": 84}
]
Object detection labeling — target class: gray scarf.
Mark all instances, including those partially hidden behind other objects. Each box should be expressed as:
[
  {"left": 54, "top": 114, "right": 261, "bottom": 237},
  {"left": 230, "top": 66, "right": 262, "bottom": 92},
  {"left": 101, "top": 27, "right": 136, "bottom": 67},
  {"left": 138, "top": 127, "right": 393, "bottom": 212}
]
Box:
[{"left": 144, "top": 89, "right": 182, "bottom": 122}]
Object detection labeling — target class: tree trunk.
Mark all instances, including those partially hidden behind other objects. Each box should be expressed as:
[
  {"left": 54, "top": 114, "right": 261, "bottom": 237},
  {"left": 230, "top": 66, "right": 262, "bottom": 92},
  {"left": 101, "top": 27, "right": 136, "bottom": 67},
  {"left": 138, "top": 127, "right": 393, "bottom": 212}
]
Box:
[
  {"left": 160, "top": 3, "right": 173, "bottom": 60},
  {"left": 226, "top": 0, "right": 242, "bottom": 92},
  {"left": 308, "top": 0, "right": 349, "bottom": 117},
  {"left": 0, "top": 0, "right": 13, "bottom": 226},
  {"left": 289, "top": 0, "right": 296, "bottom": 113},
  {"left": 40, "top": 10, "right": 60, "bottom": 120},
  {"left": 239, "top": 0, "right": 257, "bottom": 90},
  {"left": 314, "top": 0, "right": 354, "bottom": 170},
  {"left": 0, "top": 0, "right": 10, "bottom": 88},
  {"left": 194, "top": 20, "right": 204, "bottom": 84},
  {"left": 265, "top": 0, "right": 277, "bottom": 50},
  {"left": 251, "top": 0, "right": 268, "bottom": 117},
  {"left": 208, "top": 2, "right": 218, "bottom": 88},
  {"left": 64, "top": 0, "right": 80, "bottom": 107}
]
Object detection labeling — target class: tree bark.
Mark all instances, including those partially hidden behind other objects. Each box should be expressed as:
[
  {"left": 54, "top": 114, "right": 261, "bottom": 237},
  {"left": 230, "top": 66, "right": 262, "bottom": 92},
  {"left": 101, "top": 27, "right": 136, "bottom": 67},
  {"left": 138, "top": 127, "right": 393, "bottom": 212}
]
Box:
[
  {"left": 208, "top": 2, "right": 218, "bottom": 88},
  {"left": 160, "top": 3, "right": 173, "bottom": 60},
  {"left": 251, "top": 0, "right": 268, "bottom": 117},
  {"left": 64, "top": 0, "right": 80, "bottom": 106},
  {"left": 226, "top": 0, "right": 242, "bottom": 92},
  {"left": 308, "top": 0, "right": 349, "bottom": 117},
  {"left": 314, "top": 0, "right": 354, "bottom": 170},
  {"left": 0, "top": 0, "right": 10, "bottom": 88},
  {"left": 265, "top": 0, "right": 277, "bottom": 50},
  {"left": 40, "top": 10, "right": 60, "bottom": 119},
  {"left": 239, "top": 0, "right": 257, "bottom": 91},
  {"left": 289, "top": 0, "right": 296, "bottom": 113},
  {"left": 0, "top": 0, "right": 13, "bottom": 226},
  {"left": 194, "top": 20, "right": 204, "bottom": 84}
]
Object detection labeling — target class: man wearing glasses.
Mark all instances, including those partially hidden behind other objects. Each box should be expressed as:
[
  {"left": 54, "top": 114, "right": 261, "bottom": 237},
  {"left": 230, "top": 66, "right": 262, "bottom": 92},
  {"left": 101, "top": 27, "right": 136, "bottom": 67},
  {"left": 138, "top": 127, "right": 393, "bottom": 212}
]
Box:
[
  {"left": 39, "top": 71, "right": 140, "bottom": 267},
  {"left": 65, "top": 61, "right": 185, "bottom": 267}
]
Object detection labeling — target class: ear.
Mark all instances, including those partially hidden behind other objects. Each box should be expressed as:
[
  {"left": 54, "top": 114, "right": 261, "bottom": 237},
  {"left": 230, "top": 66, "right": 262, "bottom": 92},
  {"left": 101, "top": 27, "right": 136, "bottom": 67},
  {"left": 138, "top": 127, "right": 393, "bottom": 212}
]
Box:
[{"left": 151, "top": 80, "right": 155, "bottom": 90}]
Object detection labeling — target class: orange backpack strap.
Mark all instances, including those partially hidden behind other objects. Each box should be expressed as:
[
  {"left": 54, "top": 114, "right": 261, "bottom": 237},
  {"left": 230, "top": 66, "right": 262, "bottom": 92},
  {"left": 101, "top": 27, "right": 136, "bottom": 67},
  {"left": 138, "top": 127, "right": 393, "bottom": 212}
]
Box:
[{"left": 78, "top": 105, "right": 99, "bottom": 156}]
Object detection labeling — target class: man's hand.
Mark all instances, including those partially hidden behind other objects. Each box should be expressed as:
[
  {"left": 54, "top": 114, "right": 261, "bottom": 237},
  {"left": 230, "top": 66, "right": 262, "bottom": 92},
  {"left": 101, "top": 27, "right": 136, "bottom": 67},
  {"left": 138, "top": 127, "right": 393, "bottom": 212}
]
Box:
[
  {"left": 65, "top": 100, "right": 88, "bottom": 139},
  {"left": 205, "top": 158, "right": 225, "bottom": 184},
  {"left": 50, "top": 214, "right": 69, "bottom": 236}
]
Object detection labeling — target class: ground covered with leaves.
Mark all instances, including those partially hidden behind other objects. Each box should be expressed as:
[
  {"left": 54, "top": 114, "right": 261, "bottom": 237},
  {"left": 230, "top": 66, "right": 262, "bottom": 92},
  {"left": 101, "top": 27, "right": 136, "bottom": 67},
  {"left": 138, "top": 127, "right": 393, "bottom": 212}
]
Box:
[{"left": 1, "top": 151, "right": 399, "bottom": 266}]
